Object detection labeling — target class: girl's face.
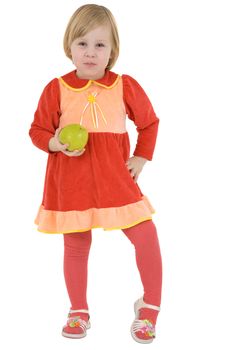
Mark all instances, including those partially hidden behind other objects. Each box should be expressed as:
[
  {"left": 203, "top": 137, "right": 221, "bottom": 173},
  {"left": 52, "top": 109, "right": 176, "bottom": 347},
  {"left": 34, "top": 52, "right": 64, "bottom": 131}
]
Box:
[{"left": 71, "top": 25, "right": 112, "bottom": 80}]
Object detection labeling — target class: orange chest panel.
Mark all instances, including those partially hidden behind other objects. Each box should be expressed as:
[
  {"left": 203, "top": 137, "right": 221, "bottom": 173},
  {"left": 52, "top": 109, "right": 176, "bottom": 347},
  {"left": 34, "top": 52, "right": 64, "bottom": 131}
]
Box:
[{"left": 58, "top": 76, "right": 127, "bottom": 133}]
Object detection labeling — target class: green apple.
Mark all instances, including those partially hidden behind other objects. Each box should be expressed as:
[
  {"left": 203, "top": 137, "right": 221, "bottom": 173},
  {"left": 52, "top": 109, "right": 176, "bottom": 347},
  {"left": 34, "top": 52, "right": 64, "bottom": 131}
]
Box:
[{"left": 59, "top": 124, "right": 88, "bottom": 151}]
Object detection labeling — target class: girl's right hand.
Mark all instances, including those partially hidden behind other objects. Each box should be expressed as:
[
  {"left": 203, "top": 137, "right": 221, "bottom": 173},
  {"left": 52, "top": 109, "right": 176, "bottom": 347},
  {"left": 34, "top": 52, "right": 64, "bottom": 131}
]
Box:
[{"left": 48, "top": 128, "right": 86, "bottom": 157}]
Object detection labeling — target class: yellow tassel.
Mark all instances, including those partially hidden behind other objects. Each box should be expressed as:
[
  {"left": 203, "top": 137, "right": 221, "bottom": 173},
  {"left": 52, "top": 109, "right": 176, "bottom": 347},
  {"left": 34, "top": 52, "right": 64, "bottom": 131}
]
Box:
[{"left": 90, "top": 103, "right": 96, "bottom": 128}]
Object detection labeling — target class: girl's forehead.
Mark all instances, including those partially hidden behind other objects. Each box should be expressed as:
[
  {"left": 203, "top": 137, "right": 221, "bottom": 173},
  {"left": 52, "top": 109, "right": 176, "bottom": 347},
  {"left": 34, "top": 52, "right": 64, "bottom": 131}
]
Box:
[{"left": 78, "top": 25, "right": 111, "bottom": 39}]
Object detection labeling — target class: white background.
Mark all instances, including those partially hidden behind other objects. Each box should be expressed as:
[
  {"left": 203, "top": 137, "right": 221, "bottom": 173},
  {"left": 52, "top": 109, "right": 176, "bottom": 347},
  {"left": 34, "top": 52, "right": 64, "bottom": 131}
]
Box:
[{"left": 0, "top": 0, "right": 226, "bottom": 348}]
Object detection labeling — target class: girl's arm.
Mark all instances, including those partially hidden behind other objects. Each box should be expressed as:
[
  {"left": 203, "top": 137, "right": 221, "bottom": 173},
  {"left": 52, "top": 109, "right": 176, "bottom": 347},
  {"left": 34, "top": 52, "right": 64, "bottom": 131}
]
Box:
[
  {"left": 29, "top": 78, "right": 61, "bottom": 153},
  {"left": 122, "top": 74, "right": 160, "bottom": 161}
]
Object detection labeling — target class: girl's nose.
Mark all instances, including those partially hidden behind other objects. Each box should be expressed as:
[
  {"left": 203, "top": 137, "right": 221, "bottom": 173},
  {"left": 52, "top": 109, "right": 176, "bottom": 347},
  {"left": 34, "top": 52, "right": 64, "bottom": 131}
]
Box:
[{"left": 85, "top": 47, "right": 96, "bottom": 57}]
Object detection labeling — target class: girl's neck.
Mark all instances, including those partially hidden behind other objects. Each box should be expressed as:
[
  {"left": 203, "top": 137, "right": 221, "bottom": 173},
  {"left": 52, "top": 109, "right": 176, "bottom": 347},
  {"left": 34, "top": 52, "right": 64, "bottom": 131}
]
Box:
[{"left": 75, "top": 69, "right": 107, "bottom": 81}]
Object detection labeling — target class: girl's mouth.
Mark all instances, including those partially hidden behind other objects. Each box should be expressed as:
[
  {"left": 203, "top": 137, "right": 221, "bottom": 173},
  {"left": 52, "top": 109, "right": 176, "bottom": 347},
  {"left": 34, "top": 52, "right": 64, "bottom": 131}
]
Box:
[{"left": 84, "top": 63, "right": 97, "bottom": 67}]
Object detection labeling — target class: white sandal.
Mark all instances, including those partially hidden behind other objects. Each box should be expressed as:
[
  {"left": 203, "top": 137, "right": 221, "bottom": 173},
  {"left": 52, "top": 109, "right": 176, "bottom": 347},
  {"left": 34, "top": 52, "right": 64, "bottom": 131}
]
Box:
[
  {"left": 62, "top": 309, "right": 91, "bottom": 339},
  {"left": 131, "top": 297, "right": 160, "bottom": 344}
]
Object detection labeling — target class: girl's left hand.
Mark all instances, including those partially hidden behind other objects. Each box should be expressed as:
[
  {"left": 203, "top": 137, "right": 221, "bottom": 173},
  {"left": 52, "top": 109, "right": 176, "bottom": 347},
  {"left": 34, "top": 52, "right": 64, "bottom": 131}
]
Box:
[{"left": 125, "top": 156, "right": 148, "bottom": 183}]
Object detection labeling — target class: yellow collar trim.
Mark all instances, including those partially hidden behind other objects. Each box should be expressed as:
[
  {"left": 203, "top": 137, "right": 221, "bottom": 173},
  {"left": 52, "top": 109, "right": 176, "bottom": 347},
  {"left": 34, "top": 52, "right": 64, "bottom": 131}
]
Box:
[{"left": 59, "top": 74, "right": 121, "bottom": 92}]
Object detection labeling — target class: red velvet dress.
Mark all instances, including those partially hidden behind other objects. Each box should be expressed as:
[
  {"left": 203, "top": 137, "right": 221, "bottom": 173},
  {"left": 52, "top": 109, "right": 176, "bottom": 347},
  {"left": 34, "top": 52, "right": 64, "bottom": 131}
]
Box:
[{"left": 29, "top": 69, "right": 159, "bottom": 233}]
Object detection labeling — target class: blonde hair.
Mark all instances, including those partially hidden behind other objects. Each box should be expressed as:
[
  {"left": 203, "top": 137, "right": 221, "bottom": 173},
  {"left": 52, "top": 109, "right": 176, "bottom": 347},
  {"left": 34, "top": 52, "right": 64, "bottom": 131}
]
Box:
[{"left": 63, "top": 4, "right": 120, "bottom": 70}]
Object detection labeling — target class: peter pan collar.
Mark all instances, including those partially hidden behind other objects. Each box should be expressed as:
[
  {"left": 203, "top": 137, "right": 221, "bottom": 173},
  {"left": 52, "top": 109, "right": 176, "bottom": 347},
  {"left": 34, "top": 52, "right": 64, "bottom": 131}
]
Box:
[{"left": 59, "top": 69, "right": 120, "bottom": 91}]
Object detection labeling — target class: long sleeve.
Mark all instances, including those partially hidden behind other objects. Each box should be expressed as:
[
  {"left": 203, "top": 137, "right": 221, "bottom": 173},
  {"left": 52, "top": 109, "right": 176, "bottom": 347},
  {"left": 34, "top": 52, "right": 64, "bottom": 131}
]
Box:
[
  {"left": 122, "top": 74, "right": 159, "bottom": 161},
  {"left": 29, "top": 78, "right": 61, "bottom": 153}
]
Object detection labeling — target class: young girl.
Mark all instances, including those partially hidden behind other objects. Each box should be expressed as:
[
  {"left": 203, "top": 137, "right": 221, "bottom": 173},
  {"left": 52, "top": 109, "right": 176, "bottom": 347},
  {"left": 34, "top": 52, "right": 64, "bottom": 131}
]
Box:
[{"left": 29, "top": 4, "right": 162, "bottom": 344}]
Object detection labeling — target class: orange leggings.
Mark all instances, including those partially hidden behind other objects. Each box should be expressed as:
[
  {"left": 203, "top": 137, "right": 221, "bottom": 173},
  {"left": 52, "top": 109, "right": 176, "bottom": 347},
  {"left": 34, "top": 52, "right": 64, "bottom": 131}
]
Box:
[{"left": 63, "top": 220, "right": 162, "bottom": 310}]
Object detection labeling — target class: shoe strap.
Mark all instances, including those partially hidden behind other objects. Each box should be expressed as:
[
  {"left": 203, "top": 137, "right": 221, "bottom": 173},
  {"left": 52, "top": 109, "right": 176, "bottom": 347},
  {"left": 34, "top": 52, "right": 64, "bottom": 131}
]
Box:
[
  {"left": 136, "top": 297, "right": 161, "bottom": 312},
  {"left": 69, "top": 309, "right": 89, "bottom": 314}
]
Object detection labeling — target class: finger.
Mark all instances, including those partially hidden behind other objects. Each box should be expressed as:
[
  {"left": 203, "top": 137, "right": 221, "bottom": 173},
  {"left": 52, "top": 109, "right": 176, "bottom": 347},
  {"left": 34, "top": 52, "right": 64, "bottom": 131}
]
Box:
[
  {"left": 130, "top": 171, "right": 135, "bottom": 178},
  {"left": 61, "top": 149, "right": 75, "bottom": 157},
  {"left": 78, "top": 149, "right": 86, "bottom": 155},
  {"left": 126, "top": 164, "right": 132, "bottom": 170},
  {"left": 61, "top": 143, "right": 69, "bottom": 150},
  {"left": 55, "top": 128, "right": 61, "bottom": 137},
  {"left": 73, "top": 148, "right": 86, "bottom": 156},
  {"left": 62, "top": 148, "right": 85, "bottom": 157},
  {"left": 134, "top": 174, "right": 138, "bottom": 183},
  {"left": 57, "top": 142, "right": 68, "bottom": 151}
]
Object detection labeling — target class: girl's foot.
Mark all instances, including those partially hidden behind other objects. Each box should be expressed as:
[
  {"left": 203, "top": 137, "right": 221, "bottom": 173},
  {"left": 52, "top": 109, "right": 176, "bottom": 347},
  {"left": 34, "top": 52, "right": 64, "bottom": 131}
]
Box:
[
  {"left": 62, "top": 309, "right": 91, "bottom": 339},
  {"left": 131, "top": 297, "right": 160, "bottom": 344}
]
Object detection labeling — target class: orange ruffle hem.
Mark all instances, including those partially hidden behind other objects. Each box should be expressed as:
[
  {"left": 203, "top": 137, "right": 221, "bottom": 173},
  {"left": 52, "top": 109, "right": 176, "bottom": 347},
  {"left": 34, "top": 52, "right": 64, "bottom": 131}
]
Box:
[{"left": 35, "top": 195, "right": 155, "bottom": 234}]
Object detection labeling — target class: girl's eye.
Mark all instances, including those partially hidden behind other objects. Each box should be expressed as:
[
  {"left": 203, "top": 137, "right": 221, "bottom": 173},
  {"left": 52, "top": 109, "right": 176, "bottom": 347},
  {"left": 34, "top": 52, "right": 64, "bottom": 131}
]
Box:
[{"left": 77, "top": 42, "right": 105, "bottom": 48}]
